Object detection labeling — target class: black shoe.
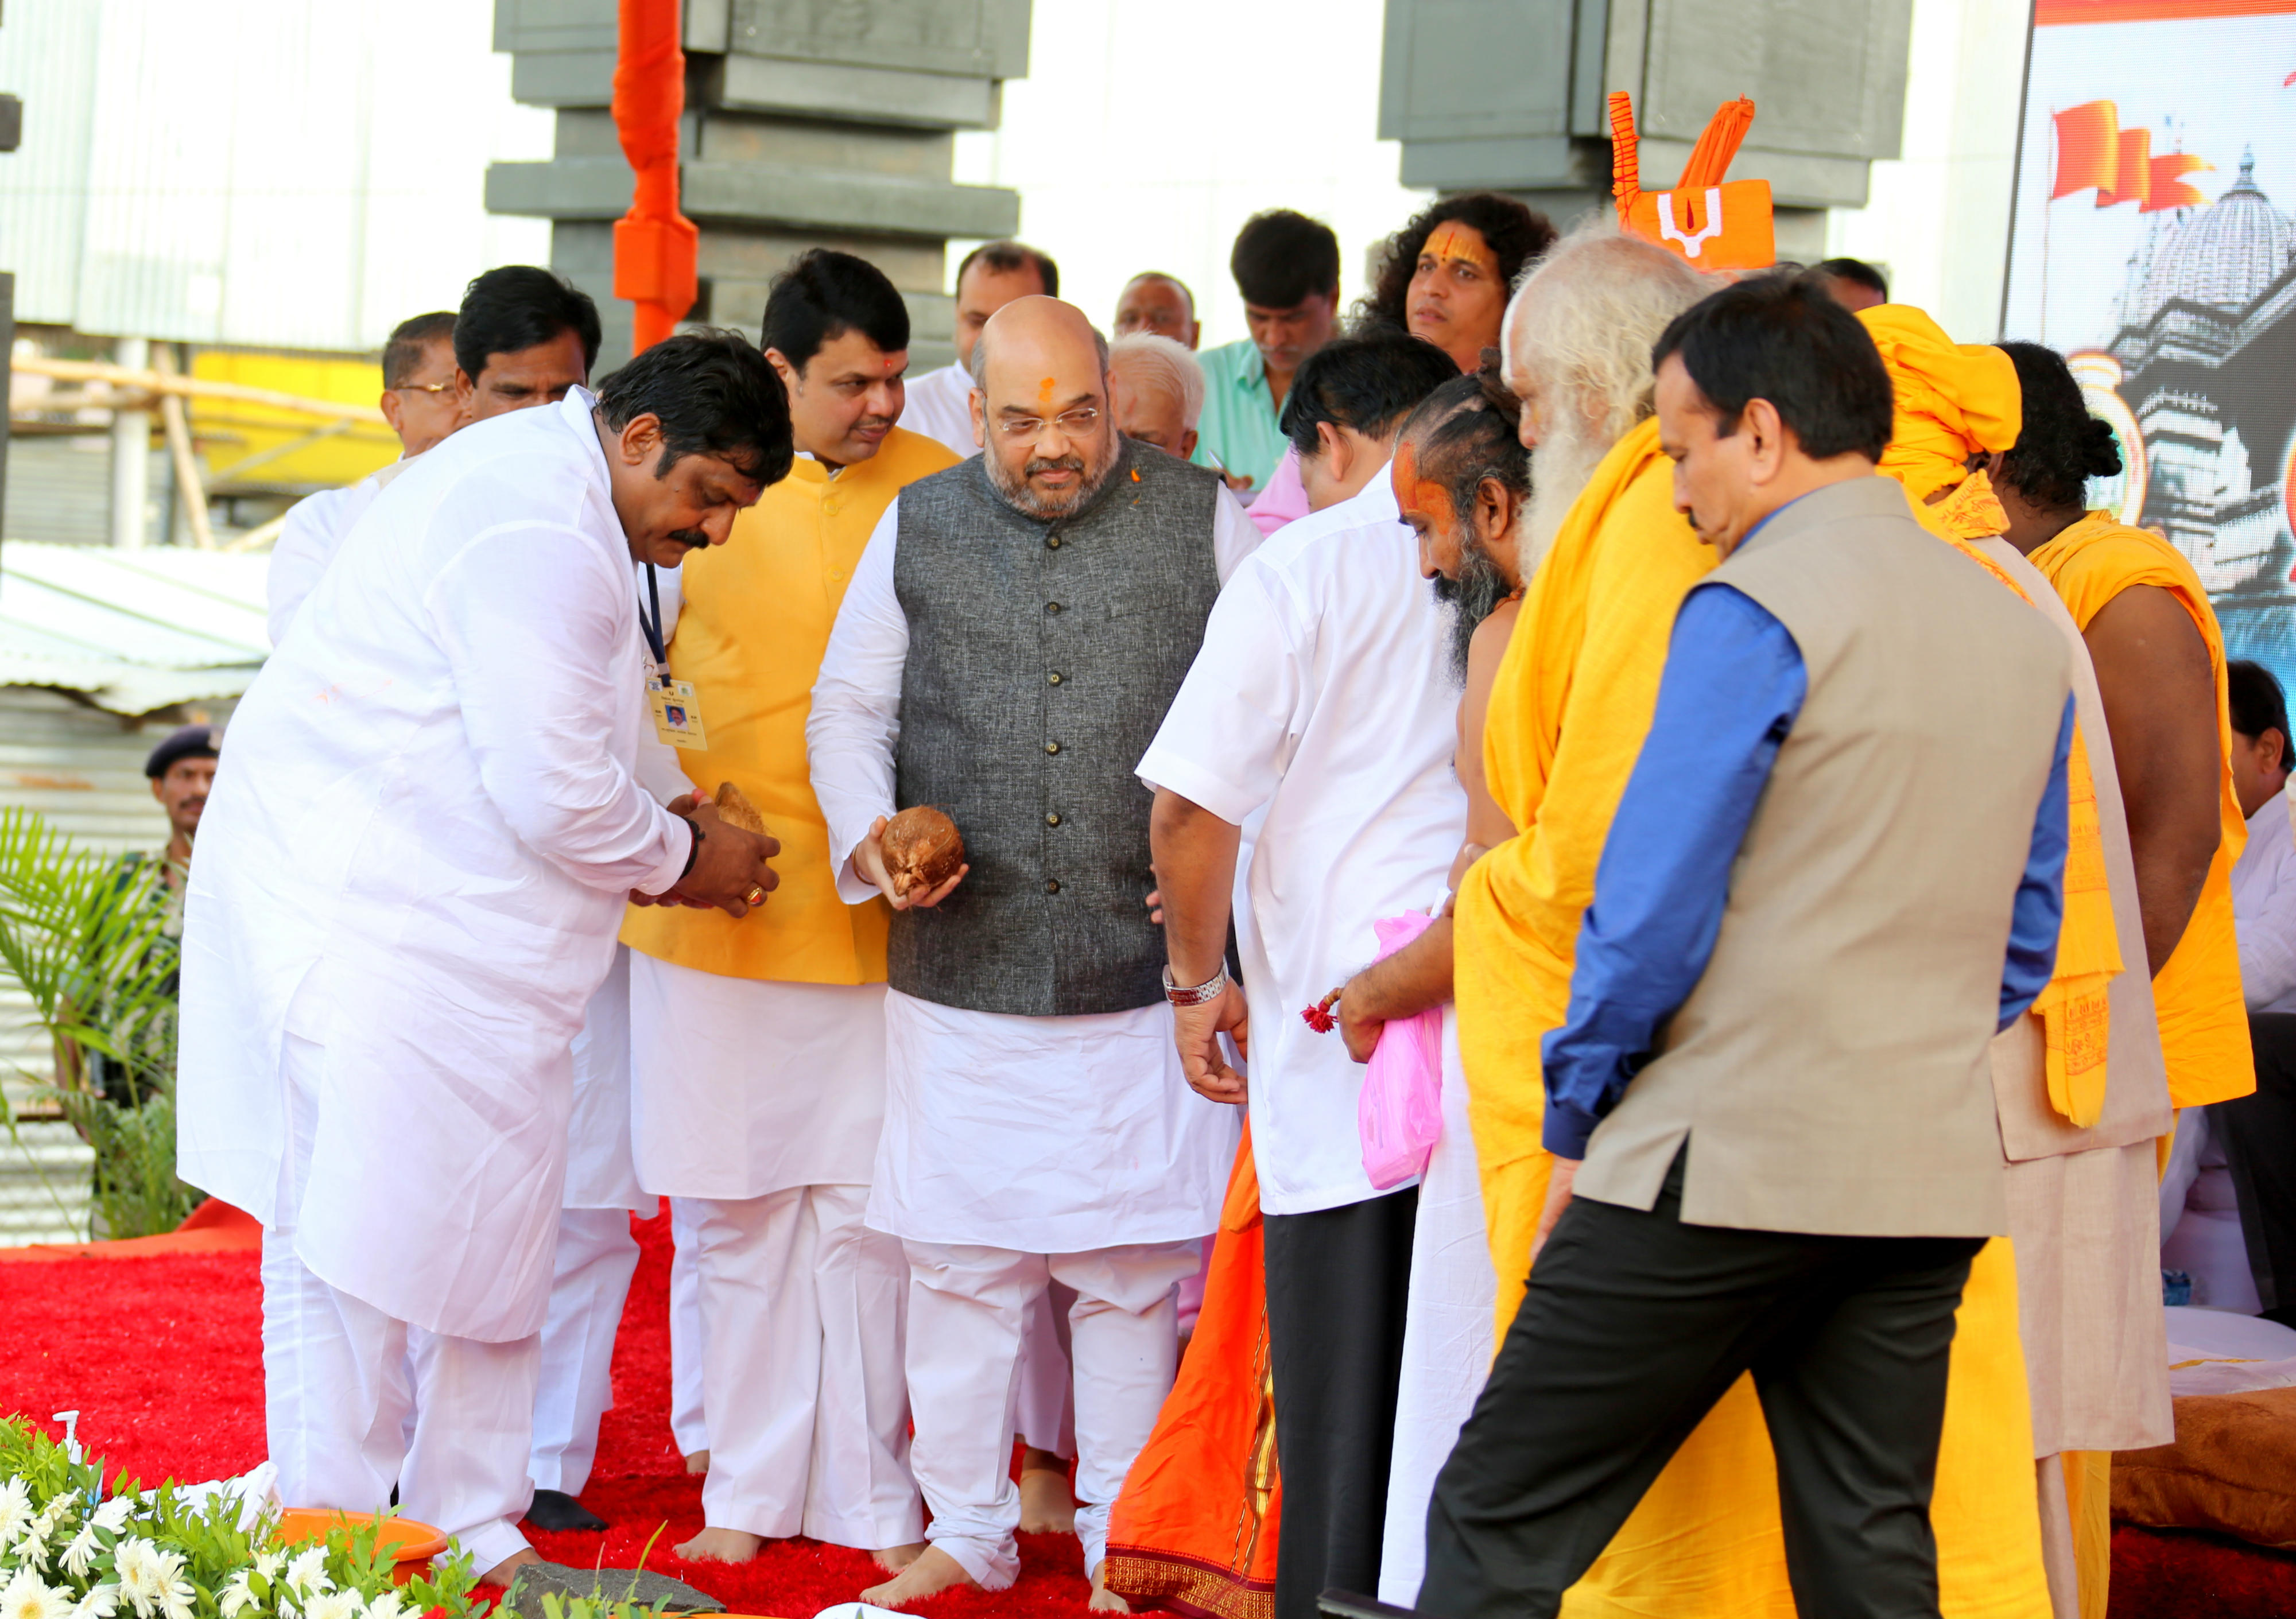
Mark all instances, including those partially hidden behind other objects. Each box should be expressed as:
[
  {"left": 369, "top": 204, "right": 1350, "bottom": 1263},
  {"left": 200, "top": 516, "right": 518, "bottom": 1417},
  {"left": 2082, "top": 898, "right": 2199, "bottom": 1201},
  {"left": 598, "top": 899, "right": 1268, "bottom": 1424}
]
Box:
[
  {"left": 1318, "top": 1591, "right": 1418, "bottom": 1619},
  {"left": 523, "top": 1489, "right": 608, "bottom": 1533}
]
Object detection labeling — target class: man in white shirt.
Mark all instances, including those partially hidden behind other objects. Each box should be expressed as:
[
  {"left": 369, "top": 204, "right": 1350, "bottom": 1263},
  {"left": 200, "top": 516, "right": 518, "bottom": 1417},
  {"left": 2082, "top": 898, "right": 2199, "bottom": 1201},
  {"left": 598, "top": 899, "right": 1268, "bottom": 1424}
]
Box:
[
  {"left": 178, "top": 333, "right": 788, "bottom": 1585},
  {"left": 265, "top": 310, "right": 459, "bottom": 645},
  {"left": 900, "top": 240, "right": 1058, "bottom": 458},
  {"left": 1137, "top": 330, "right": 1467, "bottom": 1619},
  {"left": 2204, "top": 659, "right": 2296, "bottom": 1322},
  {"left": 808, "top": 296, "right": 1253, "bottom": 1609}
]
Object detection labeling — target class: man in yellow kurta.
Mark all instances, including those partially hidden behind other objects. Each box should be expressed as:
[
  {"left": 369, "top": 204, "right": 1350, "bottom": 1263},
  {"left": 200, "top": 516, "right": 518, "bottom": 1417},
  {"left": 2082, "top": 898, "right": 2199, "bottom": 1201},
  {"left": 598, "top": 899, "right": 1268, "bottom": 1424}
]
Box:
[
  {"left": 1853, "top": 304, "right": 2184, "bottom": 1619},
  {"left": 1454, "top": 236, "right": 2052, "bottom": 1617},
  {"left": 622, "top": 250, "right": 955, "bottom": 1568}
]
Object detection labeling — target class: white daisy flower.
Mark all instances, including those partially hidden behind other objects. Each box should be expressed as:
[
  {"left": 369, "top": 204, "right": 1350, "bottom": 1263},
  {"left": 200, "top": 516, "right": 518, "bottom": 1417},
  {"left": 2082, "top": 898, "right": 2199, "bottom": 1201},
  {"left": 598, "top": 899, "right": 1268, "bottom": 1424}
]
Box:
[
  {"left": 0, "top": 1566, "right": 71, "bottom": 1619},
  {"left": 68, "top": 1589, "right": 116, "bottom": 1619},
  {"left": 86, "top": 1504, "right": 131, "bottom": 1538},
  {"left": 0, "top": 1482, "right": 33, "bottom": 1547},
  {"left": 280, "top": 1550, "right": 329, "bottom": 1602},
  {"left": 216, "top": 1570, "right": 257, "bottom": 1619},
  {"left": 109, "top": 1540, "right": 189, "bottom": 1619},
  {"left": 251, "top": 1555, "right": 282, "bottom": 1581},
  {"left": 362, "top": 1591, "right": 404, "bottom": 1619},
  {"left": 57, "top": 1529, "right": 99, "bottom": 1584},
  {"left": 301, "top": 1591, "right": 361, "bottom": 1619}
]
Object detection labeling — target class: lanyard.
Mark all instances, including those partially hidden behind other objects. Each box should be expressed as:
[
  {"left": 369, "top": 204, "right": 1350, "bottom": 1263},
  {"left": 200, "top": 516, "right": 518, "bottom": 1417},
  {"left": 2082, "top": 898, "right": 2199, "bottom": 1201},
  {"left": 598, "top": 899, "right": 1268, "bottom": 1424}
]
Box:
[{"left": 640, "top": 562, "right": 668, "bottom": 670}]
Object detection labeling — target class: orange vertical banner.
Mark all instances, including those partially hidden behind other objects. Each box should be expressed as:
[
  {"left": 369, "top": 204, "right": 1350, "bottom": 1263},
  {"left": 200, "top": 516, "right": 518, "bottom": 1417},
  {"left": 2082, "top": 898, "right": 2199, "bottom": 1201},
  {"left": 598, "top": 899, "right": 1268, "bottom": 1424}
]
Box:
[
  {"left": 2097, "top": 126, "right": 2151, "bottom": 207},
  {"left": 2051, "top": 101, "right": 2121, "bottom": 198},
  {"left": 611, "top": 0, "right": 699, "bottom": 355}
]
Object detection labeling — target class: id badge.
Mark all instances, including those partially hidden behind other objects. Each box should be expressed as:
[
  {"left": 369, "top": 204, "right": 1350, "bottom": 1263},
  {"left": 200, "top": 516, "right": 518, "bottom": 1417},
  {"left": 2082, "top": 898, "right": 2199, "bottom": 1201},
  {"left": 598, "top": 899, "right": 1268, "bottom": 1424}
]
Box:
[{"left": 649, "top": 679, "right": 707, "bottom": 750}]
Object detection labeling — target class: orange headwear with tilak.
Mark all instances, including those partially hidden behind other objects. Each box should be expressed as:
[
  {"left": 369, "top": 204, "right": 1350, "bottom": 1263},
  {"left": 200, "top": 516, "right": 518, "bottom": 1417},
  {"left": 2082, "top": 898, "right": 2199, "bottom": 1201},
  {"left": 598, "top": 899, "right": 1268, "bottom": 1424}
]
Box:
[
  {"left": 1856, "top": 304, "right": 2022, "bottom": 542},
  {"left": 1609, "top": 92, "right": 1774, "bottom": 271}
]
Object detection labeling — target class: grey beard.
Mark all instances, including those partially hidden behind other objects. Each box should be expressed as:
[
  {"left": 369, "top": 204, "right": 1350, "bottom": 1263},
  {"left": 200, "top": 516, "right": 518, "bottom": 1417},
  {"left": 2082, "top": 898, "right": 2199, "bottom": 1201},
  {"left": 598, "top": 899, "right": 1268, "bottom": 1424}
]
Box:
[
  {"left": 986, "top": 427, "right": 1123, "bottom": 521},
  {"left": 1522, "top": 419, "right": 1614, "bottom": 568},
  {"left": 1431, "top": 539, "right": 1513, "bottom": 682}
]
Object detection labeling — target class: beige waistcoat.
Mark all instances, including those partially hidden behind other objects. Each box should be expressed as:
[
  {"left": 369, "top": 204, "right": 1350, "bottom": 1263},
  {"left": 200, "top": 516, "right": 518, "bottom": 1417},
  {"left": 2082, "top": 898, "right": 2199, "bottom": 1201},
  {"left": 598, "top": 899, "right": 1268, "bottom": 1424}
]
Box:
[{"left": 1573, "top": 476, "right": 2073, "bottom": 1238}]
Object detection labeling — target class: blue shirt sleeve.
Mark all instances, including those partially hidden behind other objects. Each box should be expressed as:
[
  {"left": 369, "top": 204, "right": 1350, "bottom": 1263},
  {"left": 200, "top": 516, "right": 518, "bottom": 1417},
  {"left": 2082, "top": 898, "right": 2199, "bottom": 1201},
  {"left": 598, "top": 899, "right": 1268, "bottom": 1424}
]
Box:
[
  {"left": 1539, "top": 583, "right": 1807, "bottom": 1160},
  {"left": 1999, "top": 693, "right": 2076, "bottom": 1030}
]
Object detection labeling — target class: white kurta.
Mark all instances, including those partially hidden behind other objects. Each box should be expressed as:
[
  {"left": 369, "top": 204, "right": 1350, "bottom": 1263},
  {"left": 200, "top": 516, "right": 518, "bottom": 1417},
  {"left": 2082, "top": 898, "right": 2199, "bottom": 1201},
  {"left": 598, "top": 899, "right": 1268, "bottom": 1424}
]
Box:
[
  {"left": 899, "top": 363, "right": 980, "bottom": 460},
  {"left": 2233, "top": 785, "right": 2296, "bottom": 1013},
  {"left": 266, "top": 457, "right": 409, "bottom": 646},
  {"left": 1135, "top": 469, "right": 1467, "bottom": 1215},
  {"left": 179, "top": 387, "right": 689, "bottom": 1345},
  {"left": 805, "top": 482, "right": 1258, "bottom": 1251}
]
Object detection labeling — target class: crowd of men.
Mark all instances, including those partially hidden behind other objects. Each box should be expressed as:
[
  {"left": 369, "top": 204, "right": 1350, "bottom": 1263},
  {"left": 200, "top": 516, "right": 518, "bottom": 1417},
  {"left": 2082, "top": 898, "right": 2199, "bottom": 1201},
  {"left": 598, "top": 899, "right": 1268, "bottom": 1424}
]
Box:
[{"left": 167, "top": 180, "right": 2287, "bottom": 1619}]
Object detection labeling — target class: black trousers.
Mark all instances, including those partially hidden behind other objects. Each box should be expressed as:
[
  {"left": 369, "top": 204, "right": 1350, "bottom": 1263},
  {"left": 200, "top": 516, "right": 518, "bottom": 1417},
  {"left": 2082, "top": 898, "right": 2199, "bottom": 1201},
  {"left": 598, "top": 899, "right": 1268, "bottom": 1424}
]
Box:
[
  {"left": 1264, "top": 1185, "right": 1418, "bottom": 1619},
  {"left": 1418, "top": 1155, "right": 1983, "bottom": 1619},
  {"left": 2212, "top": 1014, "right": 2296, "bottom": 1322}
]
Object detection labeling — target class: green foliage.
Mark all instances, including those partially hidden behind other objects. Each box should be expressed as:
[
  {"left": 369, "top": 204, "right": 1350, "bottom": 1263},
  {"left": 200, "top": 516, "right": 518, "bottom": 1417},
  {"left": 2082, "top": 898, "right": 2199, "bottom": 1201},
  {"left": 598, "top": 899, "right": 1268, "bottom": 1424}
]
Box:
[
  {"left": 0, "top": 1415, "right": 487, "bottom": 1619},
  {"left": 0, "top": 808, "right": 199, "bottom": 1238}
]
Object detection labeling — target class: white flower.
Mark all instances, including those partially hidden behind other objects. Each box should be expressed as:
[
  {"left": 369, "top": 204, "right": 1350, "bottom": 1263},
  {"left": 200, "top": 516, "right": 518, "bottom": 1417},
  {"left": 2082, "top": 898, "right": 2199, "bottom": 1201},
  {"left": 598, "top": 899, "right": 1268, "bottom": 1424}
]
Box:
[
  {"left": 280, "top": 1550, "right": 329, "bottom": 1602},
  {"left": 301, "top": 1592, "right": 361, "bottom": 1619},
  {"left": 0, "top": 1482, "right": 33, "bottom": 1547},
  {"left": 216, "top": 1571, "right": 258, "bottom": 1619},
  {"left": 251, "top": 1555, "right": 282, "bottom": 1582},
  {"left": 0, "top": 1567, "right": 70, "bottom": 1619},
  {"left": 68, "top": 1589, "right": 116, "bottom": 1619},
  {"left": 10, "top": 1528, "right": 49, "bottom": 1574},
  {"left": 361, "top": 1592, "right": 404, "bottom": 1619},
  {"left": 86, "top": 1504, "right": 131, "bottom": 1538},
  {"left": 57, "top": 1529, "right": 99, "bottom": 1583},
  {"left": 109, "top": 1540, "right": 190, "bottom": 1619}
]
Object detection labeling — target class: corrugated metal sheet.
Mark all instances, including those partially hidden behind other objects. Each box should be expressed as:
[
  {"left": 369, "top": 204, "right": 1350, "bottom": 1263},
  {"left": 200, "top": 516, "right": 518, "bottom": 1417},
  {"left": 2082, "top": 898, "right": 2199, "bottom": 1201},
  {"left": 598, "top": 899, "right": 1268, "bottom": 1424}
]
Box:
[
  {"left": 1, "top": 437, "right": 168, "bottom": 548},
  {"left": 0, "top": 542, "right": 267, "bottom": 714},
  {"left": 0, "top": 0, "right": 554, "bottom": 349}
]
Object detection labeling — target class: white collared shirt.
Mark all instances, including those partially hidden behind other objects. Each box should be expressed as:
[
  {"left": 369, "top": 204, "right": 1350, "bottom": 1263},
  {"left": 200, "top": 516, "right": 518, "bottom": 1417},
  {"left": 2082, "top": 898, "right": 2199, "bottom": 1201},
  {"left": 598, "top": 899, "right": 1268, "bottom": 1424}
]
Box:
[
  {"left": 2233, "top": 783, "right": 2296, "bottom": 1014},
  {"left": 179, "top": 388, "right": 687, "bottom": 1341},
  {"left": 1136, "top": 468, "right": 1467, "bottom": 1216},
  {"left": 266, "top": 456, "right": 414, "bottom": 646},
  {"left": 900, "top": 363, "right": 980, "bottom": 460}
]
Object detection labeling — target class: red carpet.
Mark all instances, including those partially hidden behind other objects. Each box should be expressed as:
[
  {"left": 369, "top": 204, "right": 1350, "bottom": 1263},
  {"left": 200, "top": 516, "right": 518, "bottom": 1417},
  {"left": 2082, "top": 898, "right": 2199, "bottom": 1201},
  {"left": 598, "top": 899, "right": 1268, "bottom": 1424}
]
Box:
[
  {"left": 0, "top": 1208, "right": 1097, "bottom": 1617},
  {"left": 5, "top": 1206, "right": 2290, "bottom": 1617}
]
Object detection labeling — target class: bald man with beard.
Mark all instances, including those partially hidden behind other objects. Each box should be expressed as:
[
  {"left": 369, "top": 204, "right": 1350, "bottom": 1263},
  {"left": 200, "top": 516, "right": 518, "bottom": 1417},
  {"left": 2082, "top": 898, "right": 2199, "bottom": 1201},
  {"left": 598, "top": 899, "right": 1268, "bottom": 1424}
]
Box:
[{"left": 808, "top": 297, "right": 1258, "bottom": 1610}]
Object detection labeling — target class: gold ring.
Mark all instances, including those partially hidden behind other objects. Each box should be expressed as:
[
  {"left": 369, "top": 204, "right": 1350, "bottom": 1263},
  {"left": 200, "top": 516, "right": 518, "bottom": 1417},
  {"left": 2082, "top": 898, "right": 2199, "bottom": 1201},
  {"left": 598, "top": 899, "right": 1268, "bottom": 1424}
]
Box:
[{"left": 742, "top": 885, "right": 766, "bottom": 906}]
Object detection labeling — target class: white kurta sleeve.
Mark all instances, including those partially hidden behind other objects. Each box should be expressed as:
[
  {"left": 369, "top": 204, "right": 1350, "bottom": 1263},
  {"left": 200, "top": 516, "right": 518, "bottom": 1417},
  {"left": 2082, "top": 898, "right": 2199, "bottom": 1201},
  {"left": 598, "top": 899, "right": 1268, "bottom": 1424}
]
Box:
[
  {"left": 2240, "top": 835, "right": 2296, "bottom": 1011},
  {"left": 266, "top": 487, "right": 349, "bottom": 646},
  {"left": 809, "top": 500, "right": 909, "bottom": 902},
  {"left": 1212, "top": 484, "right": 1262, "bottom": 583},
  {"left": 1135, "top": 556, "right": 1305, "bottom": 826},
  {"left": 429, "top": 525, "right": 689, "bottom": 894}
]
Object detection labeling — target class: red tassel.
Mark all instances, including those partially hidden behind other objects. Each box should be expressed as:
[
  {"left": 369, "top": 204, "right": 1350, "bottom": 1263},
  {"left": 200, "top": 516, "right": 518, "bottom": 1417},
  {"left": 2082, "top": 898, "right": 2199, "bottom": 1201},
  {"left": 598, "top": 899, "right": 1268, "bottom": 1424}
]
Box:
[{"left": 1301, "top": 1003, "right": 1336, "bottom": 1034}]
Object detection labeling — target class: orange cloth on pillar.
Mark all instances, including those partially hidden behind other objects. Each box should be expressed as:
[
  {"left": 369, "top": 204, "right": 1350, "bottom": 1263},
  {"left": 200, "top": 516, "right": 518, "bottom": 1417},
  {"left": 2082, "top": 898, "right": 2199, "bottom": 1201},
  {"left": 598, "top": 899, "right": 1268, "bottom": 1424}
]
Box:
[
  {"left": 1104, "top": 1126, "right": 1279, "bottom": 1619},
  {"left": 2026, "top": 512, "right": 2255, "bottom": 1108}
]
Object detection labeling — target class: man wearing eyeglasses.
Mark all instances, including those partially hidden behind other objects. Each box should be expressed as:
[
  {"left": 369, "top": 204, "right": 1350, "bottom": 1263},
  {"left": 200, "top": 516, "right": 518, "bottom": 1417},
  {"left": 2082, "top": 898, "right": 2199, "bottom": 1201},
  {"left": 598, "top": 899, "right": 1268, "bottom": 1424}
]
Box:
[
  {"left": 265, "top": 310, "right": 459, "bottom": 645},
  {"left": 808, "top": 295, "right": 1256, "bottom": 1611}
]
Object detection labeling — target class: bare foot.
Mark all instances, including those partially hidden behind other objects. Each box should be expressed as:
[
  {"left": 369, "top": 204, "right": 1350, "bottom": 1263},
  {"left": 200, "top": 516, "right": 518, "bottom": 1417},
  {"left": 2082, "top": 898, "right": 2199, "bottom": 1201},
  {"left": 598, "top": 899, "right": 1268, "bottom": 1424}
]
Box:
[
  {"left": 1018, "top": 1466, "right": 1077, "bottom": 1536},
  {"left": 859, "top": 1544, "right": 977, "bottom": 1609},
  {"left": 673, "top": 1527, "right": 762, "bottom": 1563},
  {"left": 872, "top": 1541, "right": 928, "bottom": 1574},
  {"left": 1090, "top": 1560, "right": 1132, "bottom": 1613},
  {"left": 682, "top": 1448, "right": 711, "bottom": 1476},
  {"left": 478, "top": 1548, "right": 542, "bottom": 1587}
]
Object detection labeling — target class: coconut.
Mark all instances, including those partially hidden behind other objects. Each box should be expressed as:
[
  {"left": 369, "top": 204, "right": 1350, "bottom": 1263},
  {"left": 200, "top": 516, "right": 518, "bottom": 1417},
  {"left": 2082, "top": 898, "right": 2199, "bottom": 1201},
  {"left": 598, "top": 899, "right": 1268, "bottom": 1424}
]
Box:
[
  {"left": 883, "top": 805, "right": 965, "bottom": 894},
  {"left": 712, "top": 781, "right": 769, "bottom": 836}
]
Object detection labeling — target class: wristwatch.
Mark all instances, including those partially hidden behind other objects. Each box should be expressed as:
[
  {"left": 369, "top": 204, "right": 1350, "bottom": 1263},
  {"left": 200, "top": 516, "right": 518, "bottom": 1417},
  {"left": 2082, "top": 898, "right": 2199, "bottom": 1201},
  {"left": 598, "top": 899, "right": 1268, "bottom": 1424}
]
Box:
[{"left": 1162, "top": 962, "right": 1230, "bottom": 1007}]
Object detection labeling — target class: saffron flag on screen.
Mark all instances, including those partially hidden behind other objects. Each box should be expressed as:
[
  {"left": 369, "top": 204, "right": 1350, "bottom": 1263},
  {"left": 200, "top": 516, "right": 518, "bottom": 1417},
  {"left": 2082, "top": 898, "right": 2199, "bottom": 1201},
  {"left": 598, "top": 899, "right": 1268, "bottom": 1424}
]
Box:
[
  {"left": 2053, "top": 100, "right": 2122, "bottom": 196},
  {"left": 2097, "top": 126, "right": 2151, "bottom": 204}
]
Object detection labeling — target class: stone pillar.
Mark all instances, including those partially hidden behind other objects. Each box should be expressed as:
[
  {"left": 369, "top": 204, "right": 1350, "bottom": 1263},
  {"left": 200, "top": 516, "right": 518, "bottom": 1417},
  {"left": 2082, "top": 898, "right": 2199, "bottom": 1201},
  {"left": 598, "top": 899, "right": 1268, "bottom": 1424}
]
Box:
[
  {"left": 109, "top": 336, "right": 149, "bottom": 552},
  {"left": 1378, "top": 0, "right": 1914, "bottom": 261},
  {"left": 487, "top": 0, "right": 1030, "bottom": 373}
]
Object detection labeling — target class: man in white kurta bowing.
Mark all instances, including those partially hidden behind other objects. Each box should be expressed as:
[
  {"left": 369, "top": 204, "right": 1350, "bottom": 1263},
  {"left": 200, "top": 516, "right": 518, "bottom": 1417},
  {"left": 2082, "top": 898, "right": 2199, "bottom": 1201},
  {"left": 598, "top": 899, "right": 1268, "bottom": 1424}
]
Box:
[
  {"left": 809, "top": 297, "right": 1251, "bottom": 1610},
  {"left": 177, "top": 332, "right": 790, "bottom": 1584}
]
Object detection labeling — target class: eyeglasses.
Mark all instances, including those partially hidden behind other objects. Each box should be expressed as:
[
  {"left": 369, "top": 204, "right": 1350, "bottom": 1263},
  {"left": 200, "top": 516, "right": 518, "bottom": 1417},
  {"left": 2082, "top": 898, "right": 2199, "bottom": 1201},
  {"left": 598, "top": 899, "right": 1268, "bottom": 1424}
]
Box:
[
  {"left": 393, "top": 381, "right": 454, "bottom": 397},
  {"left": 998, "top": 406, "right": 1101, "bottom": 440}
]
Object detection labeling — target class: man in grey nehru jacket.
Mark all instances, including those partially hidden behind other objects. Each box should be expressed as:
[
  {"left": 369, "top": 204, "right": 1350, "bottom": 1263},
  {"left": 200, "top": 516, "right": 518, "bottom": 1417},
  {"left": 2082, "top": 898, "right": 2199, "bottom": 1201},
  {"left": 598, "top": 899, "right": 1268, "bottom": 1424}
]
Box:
[{"left": 808, "top": 295, "right": 1257, "bottom": 1611}]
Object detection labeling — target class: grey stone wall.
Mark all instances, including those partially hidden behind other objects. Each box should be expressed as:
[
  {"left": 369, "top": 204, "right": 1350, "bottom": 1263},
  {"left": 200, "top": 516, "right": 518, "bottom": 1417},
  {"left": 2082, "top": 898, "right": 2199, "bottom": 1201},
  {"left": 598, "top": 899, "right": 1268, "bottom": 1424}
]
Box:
[{"left": 488, "top": 0, "right": 1028, "bottom": 371}]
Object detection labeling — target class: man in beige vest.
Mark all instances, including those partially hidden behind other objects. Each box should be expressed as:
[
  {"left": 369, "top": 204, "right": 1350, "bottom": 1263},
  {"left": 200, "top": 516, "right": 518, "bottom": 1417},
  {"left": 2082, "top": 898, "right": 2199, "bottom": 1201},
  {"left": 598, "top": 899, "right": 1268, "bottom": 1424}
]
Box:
[{"left": 1414, "top": 274, "right": 2077, "bottom": 1619}]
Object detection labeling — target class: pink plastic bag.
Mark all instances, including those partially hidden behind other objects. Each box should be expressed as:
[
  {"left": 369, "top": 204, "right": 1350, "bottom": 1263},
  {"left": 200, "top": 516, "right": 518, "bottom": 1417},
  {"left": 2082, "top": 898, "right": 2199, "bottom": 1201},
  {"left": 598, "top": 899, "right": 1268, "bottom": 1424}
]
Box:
[{"left": 1358, "top": 912, "right": 1443, "bottom": 1190}]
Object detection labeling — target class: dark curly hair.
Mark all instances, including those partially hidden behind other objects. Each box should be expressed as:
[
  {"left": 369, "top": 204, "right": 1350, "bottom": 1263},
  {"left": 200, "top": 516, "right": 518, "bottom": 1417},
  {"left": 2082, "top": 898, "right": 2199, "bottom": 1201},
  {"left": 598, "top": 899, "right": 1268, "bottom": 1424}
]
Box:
[
  {"left": 1996, "top": 340, "right": 2122, "bottom": 513},
  {"left": 1355, "top": 193, "right": 1558, "bottom": 333}
]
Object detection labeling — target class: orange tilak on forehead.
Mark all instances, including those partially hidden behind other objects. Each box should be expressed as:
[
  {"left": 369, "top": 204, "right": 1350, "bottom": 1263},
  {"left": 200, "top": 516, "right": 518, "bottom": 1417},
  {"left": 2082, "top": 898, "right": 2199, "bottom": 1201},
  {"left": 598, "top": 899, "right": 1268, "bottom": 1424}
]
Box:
[
  {"left": 1425, "top": 223, "right": 1499, "bottom": 276},
  {"left": 1038, "top": 376, "right": 1056, "bottom": 406},
  {"left": 1394, "top": 442, "right": 1459, "bottom": 528}
]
